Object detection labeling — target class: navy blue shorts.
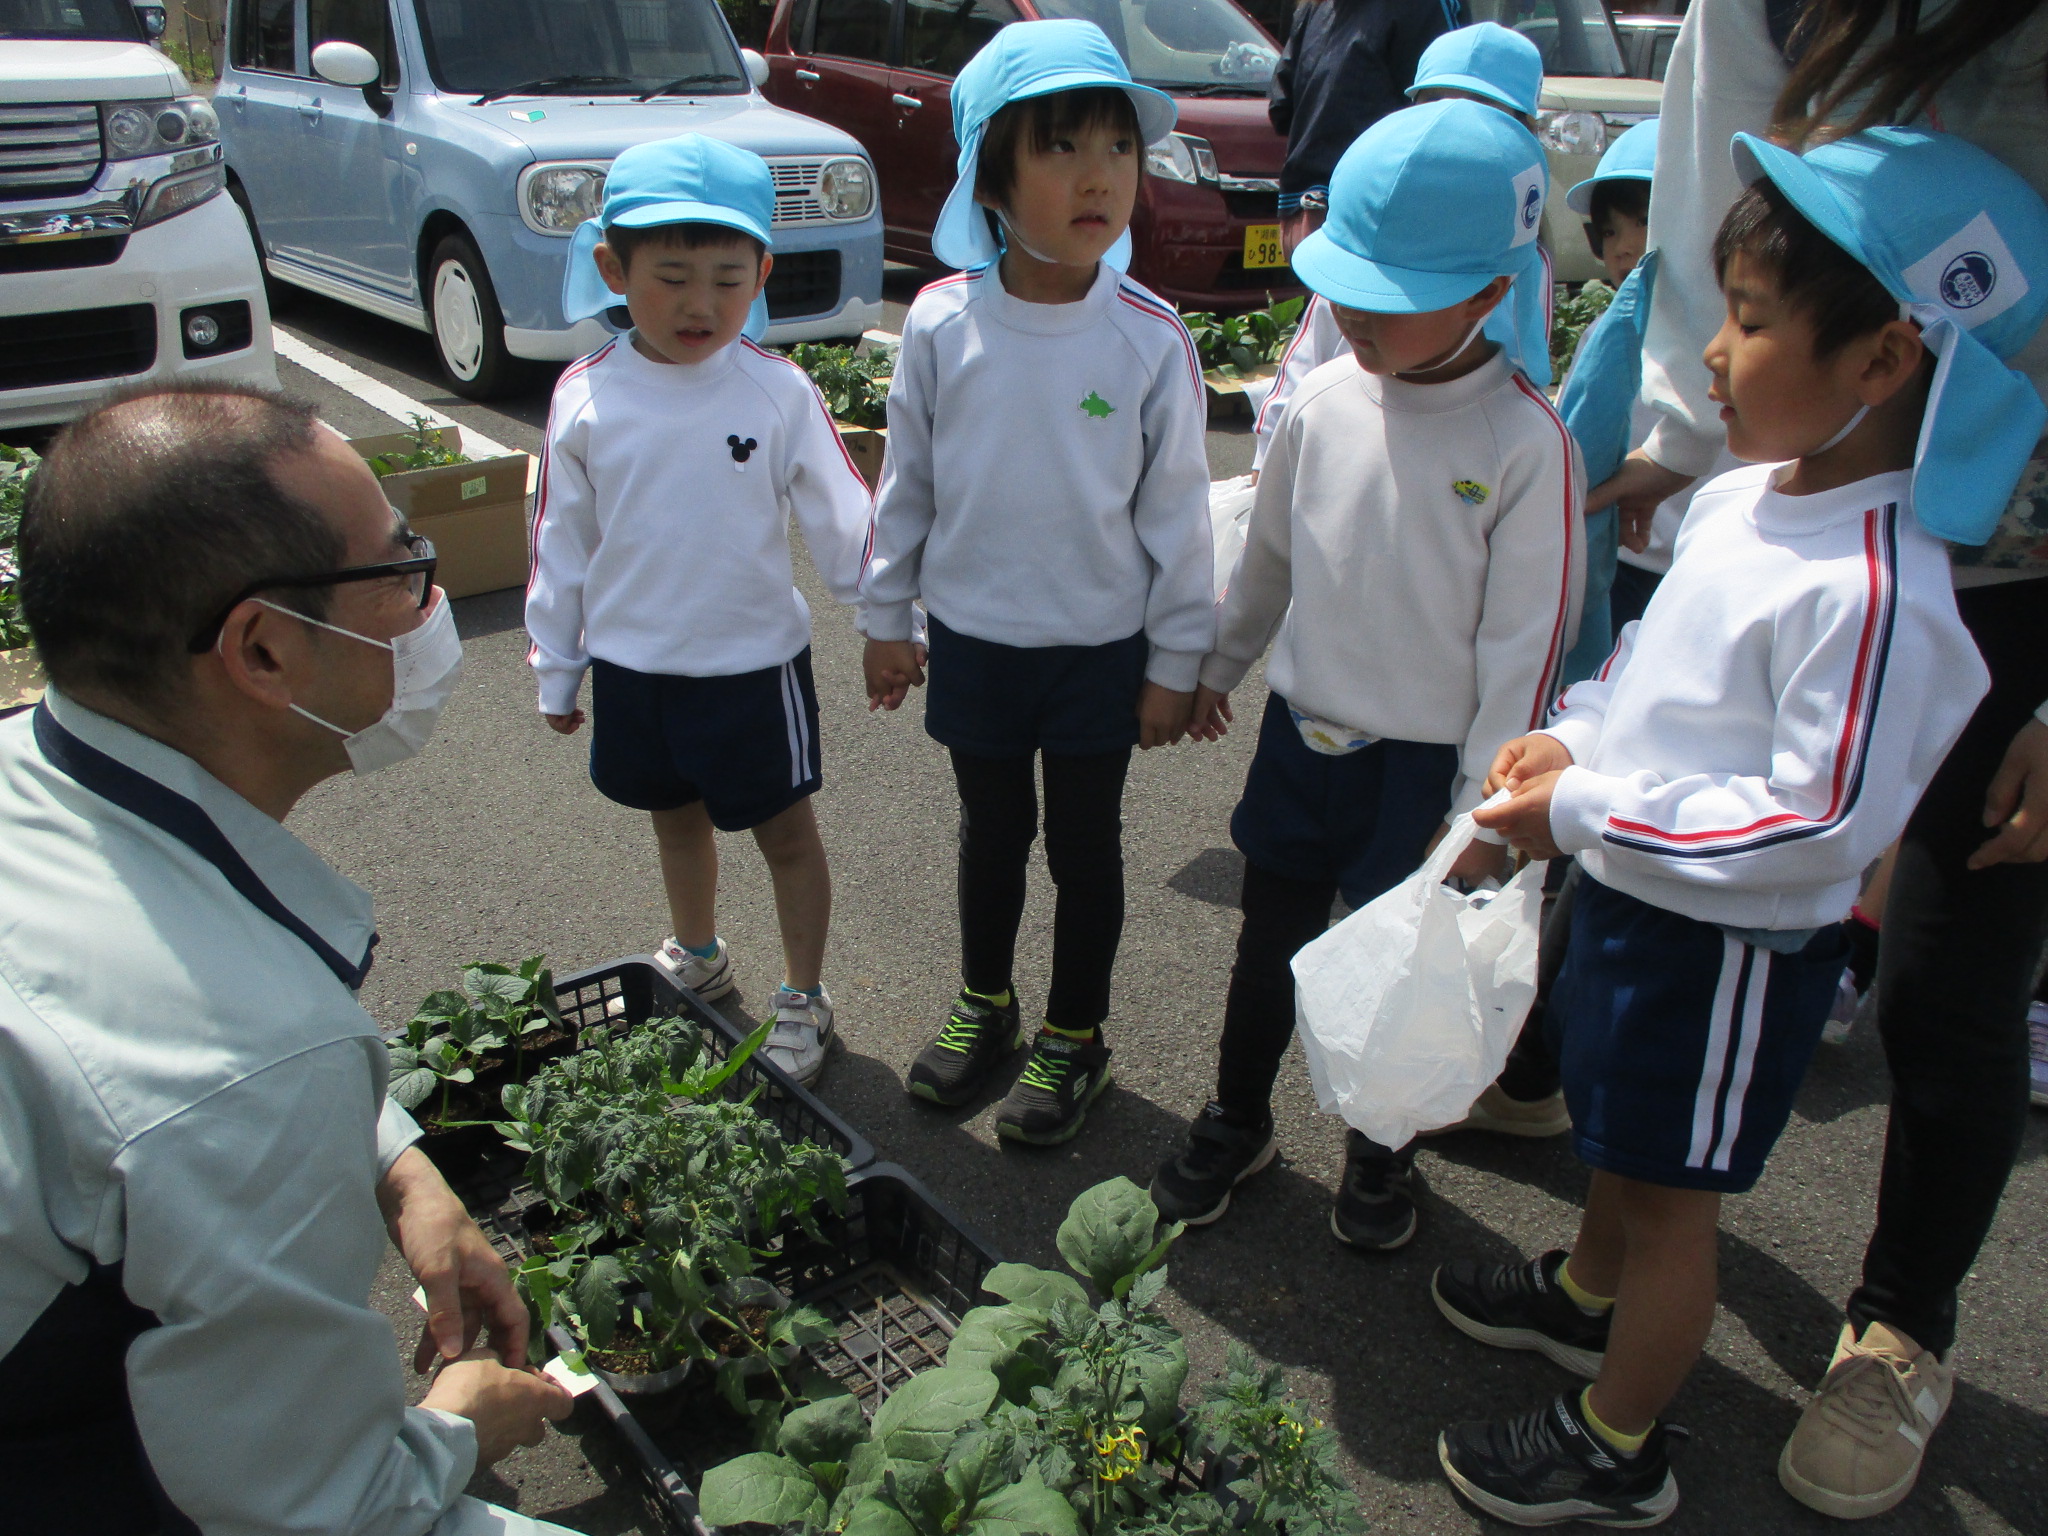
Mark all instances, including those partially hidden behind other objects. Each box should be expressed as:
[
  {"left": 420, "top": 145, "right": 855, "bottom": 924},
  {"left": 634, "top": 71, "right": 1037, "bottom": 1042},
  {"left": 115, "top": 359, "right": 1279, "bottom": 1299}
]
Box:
[
  {"left": 1229, "top": 693, "right": 1459, "bottom": 909},
  {"left": 923, "top": 614, "right": 1147, "bottom": 757},
  {"left": 587, "top": 652, "right": 821, "bottom": 830},
  {"left": 1546, "top": 873, "right": 1850, "bottom": 1193}
]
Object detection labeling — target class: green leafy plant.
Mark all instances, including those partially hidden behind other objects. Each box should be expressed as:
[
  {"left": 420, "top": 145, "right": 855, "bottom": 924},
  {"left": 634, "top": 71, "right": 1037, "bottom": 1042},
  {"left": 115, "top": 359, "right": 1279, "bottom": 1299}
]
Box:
[
  {"left": 1181, "top": 297, "right": 1305, "bottom": 379},
  {"left": 0, "top": 444, "right": 39, "bottom": 651},
  {"left": 367, "top": 413, "right": 471, "bottom": 476},
  {"left": 700, "top": 1179, "right": 1361, "bottom": 1534},
  {"left": 164, "top": 38, "right": 217, "bottom": 82},
  {"left": 501, "top": 1015, "right": 846, "bottom": 1433},
  {"left": 1550, "top": 278, "right": 1616, "bottom": 381},
  {"left": 788, "top": 343, "right": 892, "bottom": 430},
  {"left": 385, "top": 956, "right": 563, "bottom": 1120}
]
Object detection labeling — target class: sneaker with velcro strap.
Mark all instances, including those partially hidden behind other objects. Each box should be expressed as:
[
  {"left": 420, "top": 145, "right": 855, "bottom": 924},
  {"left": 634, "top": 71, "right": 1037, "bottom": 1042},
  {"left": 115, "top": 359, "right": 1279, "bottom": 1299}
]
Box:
[
  {"left": 1329, "top": 1130, "right": 1419, "bottom": 1251},
  {"left": 654, "top": 935, "right": 736, "bottom": 1002},
  {"left": 1439, "top": 1390, "right": 1686, "bottom": 1528},
  {"left": 907, "top": 989, "right": 1022, "bottom": 1107},
  {"left": 1149, "top": 1101, "right": 1278, "bottom": 1225},
  {"left": 995, "top": 1029, "right": 1112, "bottom": 1145},
  {"left": 1432, "top": 1248, "right": 1610, "bottom": 1378},
  {"left": 763, "top": 984, "right": 833, "bottom": 1087}
]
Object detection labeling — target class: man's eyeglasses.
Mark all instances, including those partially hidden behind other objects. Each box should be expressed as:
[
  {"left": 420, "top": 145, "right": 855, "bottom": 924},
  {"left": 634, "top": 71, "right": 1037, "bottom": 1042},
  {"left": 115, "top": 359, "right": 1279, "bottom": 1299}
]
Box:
[{"left": 187, "top": 534, "right": 438, "bottom": 652}]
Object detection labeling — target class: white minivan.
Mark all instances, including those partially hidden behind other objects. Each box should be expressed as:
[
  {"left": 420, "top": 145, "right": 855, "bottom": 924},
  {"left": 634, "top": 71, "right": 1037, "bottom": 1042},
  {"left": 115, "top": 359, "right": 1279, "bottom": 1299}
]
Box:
[{"left": 2, "top": 0, "right": 276, "bottom": 431}]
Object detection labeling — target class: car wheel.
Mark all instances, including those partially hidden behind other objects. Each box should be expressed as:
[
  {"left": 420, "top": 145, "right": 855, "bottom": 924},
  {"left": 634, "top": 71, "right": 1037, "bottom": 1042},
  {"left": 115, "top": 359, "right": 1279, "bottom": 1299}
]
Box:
[
  {"left": 226, "top": 176, "right": 292, "bottom": 313},
  {"left": 427, "top": 232, "right": 532, "bottom": 400}
]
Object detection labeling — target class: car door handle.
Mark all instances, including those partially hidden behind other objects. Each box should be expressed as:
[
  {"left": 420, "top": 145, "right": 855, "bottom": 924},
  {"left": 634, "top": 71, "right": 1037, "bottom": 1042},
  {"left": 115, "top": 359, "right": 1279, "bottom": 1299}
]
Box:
[
  {"left": 892, "top": 92, "right": 922, "bottom": 108},
  {"left": 225, "top": 84, "right": 247, "bottom": 111},
  {"left": 297, "top": 99, "right": 323, "bottom": 122},
  {"left": 796, "top": 67, "right": 820, "bottom": 81}
]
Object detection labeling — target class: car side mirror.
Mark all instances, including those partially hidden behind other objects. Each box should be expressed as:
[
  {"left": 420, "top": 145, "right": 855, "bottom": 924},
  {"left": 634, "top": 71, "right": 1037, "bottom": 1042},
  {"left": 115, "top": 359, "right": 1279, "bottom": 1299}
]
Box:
[
  {"left": 741, "top": 48, "right": 770, "bottom": 89},
  {"left": 311, "top": 40, "right": 382, "bottom": 88}
]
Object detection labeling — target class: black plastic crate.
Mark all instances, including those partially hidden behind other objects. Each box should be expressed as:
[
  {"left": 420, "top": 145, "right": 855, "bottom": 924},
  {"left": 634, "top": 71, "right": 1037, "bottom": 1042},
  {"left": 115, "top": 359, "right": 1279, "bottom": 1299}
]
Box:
[
  {"left": 438, "top": 955, "right": 874, "bottom": 1210},
  {"left": 550, "top": 1163, "right": 1002, "bottom": 1535}
]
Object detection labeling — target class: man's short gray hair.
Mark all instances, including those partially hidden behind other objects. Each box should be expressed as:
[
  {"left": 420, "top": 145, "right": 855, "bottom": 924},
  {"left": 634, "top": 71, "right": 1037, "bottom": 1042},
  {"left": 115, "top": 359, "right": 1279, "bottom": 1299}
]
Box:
[{"left": 19, "top": 383, "right": 345, "bottom": 707}]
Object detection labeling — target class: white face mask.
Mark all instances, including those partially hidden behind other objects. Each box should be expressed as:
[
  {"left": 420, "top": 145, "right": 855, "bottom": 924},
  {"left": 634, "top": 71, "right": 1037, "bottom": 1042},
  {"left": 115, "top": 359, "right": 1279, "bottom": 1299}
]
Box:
[{"left": 254, "top": 592, "right": 463, "bottom": 774}]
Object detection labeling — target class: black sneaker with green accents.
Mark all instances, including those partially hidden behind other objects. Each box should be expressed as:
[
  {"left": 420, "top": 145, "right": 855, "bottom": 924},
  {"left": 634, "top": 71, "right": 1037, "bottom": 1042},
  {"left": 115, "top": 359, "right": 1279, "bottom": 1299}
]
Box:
[
  {"left": 994, "top": 1029, "right": 1113, "bottom": 1144},
  {"left": 906, "top": 989, "right": 1022, "bottom": 1107}
]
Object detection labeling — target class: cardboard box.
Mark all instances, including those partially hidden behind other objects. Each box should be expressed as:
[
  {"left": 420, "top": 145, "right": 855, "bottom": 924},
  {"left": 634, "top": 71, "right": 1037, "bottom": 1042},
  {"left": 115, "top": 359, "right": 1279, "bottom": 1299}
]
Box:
[
  {"left": 0, "top": 646, "right": 44, "bottom": 710},
  {"left": 1202, "top": 363, "right": 1279, "bottom": 421},
  {"left": 836, "top": 423, "right": 888, "bottom": 491},
  {"left": 349, "top": 426, "right": 533, "bottom": 599}
]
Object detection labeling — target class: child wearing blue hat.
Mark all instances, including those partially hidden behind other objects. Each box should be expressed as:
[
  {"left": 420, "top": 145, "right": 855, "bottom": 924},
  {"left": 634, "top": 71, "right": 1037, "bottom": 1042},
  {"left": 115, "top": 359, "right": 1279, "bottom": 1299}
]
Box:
[
  {"left": 525, "top": 133, "right": 876, "bottom": 1087},
  {"left": 1250, "top": 23, "right": 1550, "bottom": 476},
  {"left": 860, "top": 21, "right": 1214, "bottom": 1145},
  {"left": 1435, "top": 124, "right": 2046, "bottom": 1526},
  {"left": 1150, "top": 99, "right": 1585, "bottom": 1243}
]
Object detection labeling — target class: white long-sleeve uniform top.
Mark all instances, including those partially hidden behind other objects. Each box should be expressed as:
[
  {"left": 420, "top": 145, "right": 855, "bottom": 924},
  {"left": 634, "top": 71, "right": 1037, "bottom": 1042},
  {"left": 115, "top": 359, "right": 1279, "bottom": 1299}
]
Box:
[
  {"left": 1639, "top": 0, "right": 2048, "bottom": 593},
  {"left": 859, "top": 263, "right": 1216, "bottom": 690},
  {"left": 1203, "top": 348, "right": 1586, "bottom": 814},
  {"left": 1543, "top": 465, "right": 1989, "bottom": 932},
  {"left": 0, "top": 690, "right": 574, "bottom": 1536},
  {"left": 525, "top": 335, "right": 875, "bottom": 716}
]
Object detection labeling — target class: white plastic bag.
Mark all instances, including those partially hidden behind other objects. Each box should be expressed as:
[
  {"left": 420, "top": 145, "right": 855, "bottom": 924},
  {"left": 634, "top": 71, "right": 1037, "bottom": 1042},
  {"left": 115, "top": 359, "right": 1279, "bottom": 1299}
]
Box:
[
  {"left": 1291, "top": 809, "right": 1544, "bottom": 1149},
  {"left": 1208, "top": 474, "right": 1256, "bottom": 601}
]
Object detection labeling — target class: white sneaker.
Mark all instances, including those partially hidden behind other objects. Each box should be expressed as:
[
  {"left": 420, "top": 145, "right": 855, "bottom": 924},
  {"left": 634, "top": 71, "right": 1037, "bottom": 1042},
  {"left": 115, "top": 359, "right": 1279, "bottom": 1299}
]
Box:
[
  {"left": 654, "top": 936, "right": 736, "bottom": 1001},
  {"left": 763, "top": 984, "right": 834, "bottom": 1086},
  {"left": 1821, "top": 973, "right": 1861, "bottom": 1046}
]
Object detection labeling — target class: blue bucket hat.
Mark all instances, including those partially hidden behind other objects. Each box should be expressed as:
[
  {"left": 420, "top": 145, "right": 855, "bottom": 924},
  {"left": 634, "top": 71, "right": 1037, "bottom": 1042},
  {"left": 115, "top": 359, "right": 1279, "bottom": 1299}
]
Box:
[
  {"left": 1406, "top": 22, "right": 1544, "bottom": 118},
  {"left": 1733, "top": 125, "right": 2048, "bottom": 545},
  {"left": 1294, "top": 99, "right": 1554, "bottom": 384},
  {"left": 932, "top": 19, "right": 1177, "bottom": 273},
  {"left": 1567, "top": 116, "right": 1658, "bottom": 215},
  {"left": 562, "top": 133, "right": 774, "bottom": 342}
]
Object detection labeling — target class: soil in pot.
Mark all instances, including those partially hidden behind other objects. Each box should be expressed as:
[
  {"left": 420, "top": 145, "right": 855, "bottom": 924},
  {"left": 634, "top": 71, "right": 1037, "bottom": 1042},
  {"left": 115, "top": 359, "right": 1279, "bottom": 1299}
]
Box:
[{"left": 584, "top": 1322, "right": 694, "bottom": 1397}]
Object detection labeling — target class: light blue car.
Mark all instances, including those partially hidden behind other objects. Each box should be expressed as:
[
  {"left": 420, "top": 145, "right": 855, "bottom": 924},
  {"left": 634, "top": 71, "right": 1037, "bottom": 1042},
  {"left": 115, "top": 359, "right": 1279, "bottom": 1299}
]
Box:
[{"left": 215, "top": 0, "right": 883, "bottom": 397}]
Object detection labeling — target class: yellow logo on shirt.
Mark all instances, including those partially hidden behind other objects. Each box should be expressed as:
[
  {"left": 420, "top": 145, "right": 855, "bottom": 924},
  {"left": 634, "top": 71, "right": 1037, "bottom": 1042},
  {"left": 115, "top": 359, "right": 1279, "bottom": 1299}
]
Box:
[{"left": 1453, "top": 480, "right": 1491, "bottom": 505}]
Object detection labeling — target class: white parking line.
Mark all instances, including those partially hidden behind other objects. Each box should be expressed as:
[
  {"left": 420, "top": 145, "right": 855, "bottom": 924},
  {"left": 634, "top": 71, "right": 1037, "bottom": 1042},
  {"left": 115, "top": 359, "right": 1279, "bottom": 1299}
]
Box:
[{"left": 273, "top": 329, "right": 523, "bottom": 465}]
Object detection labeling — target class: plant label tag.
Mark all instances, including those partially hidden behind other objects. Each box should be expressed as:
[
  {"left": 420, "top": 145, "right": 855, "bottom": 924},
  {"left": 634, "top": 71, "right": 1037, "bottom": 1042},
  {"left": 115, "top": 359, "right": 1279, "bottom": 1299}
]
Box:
[
  {"left": 544, "top": 1354, "right": 601, "bottom": 1396},
  {"left": 461, "top": 476, "right": 488, "bottom": 500}
]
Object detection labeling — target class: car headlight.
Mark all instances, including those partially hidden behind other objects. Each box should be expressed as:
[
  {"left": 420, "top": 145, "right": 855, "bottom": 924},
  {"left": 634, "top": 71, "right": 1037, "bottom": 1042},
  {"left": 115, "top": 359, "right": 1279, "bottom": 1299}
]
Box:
[
  {"left": 818, "top": 157, "right": 873, "bottom": 219},
  {"left": 520, "top": 163, "right": 609, "bottom": 236},
  {"left": 137, "top": 163, "right": 225, "bottom": 226},
  {"left": 1145, "top": 132, "right": 1218, "bottom": 185},
  {"left": 104, "top": 95, "right": 218, "bottom": 160},
  {"left": 1538, "top": 110, "right": 1605, "bottom": 157}
]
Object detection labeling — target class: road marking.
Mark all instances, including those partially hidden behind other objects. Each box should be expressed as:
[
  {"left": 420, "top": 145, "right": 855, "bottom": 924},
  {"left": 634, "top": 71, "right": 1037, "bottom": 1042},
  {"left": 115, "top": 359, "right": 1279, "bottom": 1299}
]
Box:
[{"left": 273, "top": 329, "right": 526, "bottom": 470}]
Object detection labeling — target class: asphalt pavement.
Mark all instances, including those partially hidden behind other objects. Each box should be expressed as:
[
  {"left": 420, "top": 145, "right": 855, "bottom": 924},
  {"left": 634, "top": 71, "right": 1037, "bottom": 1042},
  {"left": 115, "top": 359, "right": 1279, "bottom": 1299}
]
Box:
[{"left": 271, "top": 270, "right": 2048, "bottom": 1536}]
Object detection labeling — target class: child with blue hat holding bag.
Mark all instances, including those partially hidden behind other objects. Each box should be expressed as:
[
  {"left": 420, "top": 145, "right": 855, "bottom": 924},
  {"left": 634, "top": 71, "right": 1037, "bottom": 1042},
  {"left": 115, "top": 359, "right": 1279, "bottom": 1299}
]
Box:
[
  {"left": 1250, "top": 22, "right": 1551, "bottom": 476},
  {"left": 525, "top": 133, "right": 877, "bottom": 1087},
  {"left": 1438, "top": 124, "right": 2047, "bottom": 1527},
  {"left": 860, "top": 21, "right": 1214, "bottom": 1145},
  {"left": 1149, "top": 98, "right": 1585, "bottom": 1243}
]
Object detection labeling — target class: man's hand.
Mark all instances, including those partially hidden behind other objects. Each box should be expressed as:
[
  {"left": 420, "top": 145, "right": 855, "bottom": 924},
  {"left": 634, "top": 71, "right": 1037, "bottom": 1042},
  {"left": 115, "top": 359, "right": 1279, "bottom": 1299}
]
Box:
[
  {"left": 1186, "top": 685, "right": 1234, "bottom": 743},
  {"left": 420, "top": 1350, "right": 574, "bottom": 1467},
  {"left": 377, "top": 1147, "right": 528, "bottom": 1370},
  {"left": 544, "top": 710, "right": 584, "bottom": 735},
  {"left": 1588, "top": 452, "right": 1696, "bottom": 554},
  {"left": 1473, "top": 770, "right": 1566, "bottom": 860},
  {"left": 1138, "top": 683, "right": 1193, "bottom": 749},
  {"left": 1485, "top": 733, "right": 1575, "bottom": 797},
  {"left": 864, "top": 639, "right": 926, "bottom": 712},
  {"left": 1970, "top": 717, "right": 2048, "bottom": 869}
]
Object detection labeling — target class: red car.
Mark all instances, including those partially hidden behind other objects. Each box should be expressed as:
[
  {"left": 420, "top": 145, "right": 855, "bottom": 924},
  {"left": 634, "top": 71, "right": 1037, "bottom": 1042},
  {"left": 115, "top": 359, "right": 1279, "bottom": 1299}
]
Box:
[{"left": 762, "top": 0, "right": 1298, "bottom": 310}]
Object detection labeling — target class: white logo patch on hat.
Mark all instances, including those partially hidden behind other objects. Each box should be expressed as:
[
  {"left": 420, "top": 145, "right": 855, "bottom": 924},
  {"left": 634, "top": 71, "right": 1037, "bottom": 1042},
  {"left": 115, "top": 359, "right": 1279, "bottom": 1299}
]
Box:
[
  {"left": 1903, "top": 211, "right": 2028, "bottom": 329},
  {"left": 1509, "top": 165, "right": 1545, "bottom": 247}
]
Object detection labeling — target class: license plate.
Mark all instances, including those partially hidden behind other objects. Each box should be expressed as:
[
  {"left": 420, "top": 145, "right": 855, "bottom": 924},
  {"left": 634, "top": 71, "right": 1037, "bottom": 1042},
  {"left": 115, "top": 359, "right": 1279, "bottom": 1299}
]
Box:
[{"left": 1242, "top": 224, "right": 1285, "bottom": 270}]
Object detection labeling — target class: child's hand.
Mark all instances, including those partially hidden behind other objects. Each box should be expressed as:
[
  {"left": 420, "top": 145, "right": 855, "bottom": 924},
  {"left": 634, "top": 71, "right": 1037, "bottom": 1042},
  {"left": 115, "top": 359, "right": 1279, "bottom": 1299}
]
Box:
[
  {"left": 864, "top": 639, "right": 926, "bottom": 712},
  {"left": 1446, "top": 836, "right": 1509, "bottom": 885},
  {"left": 544, "top": 710, "right": 584, "bottom": 735},
  {"left": 1137, "top": 683, "right": 1194, "bottom": 749},
  {"left": 1187, "top": 685, "right": 1234, "bottom": 742},
  {"left": 1485, "top": 733, "right": 1574, "bottom": 795},
  {"left": 1472, "top": 771, "right": 1566, "bottom": 860},
  {"left": 1589, "top": 452, "right": 1695, "bottom": 553}
]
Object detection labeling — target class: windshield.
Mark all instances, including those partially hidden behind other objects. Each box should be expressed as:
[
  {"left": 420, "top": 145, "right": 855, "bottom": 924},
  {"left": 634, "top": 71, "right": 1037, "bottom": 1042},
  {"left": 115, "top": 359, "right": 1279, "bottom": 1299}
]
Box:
[
  {"left": 1468, "top": 0, "right": 1625, "bottom": 78},
  {"left": 0, "top": 0, "right": 144, "bottom": 40},
  {"left": 1033, "top": 0, "right": 1279, "bottom": 92},
  {"left": 418, "top": 0, "right": 747, "bottom": 97}
]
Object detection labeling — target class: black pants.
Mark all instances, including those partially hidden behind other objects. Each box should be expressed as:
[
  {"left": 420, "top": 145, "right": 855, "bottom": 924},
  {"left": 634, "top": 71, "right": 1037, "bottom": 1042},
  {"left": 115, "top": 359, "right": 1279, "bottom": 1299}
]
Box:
[
  {"left": 1849, "top": 577, "right": 2048, "bottom": 1356},
  {"left": 951, "top": 746, "right": 1131, "bottom": 1032}
]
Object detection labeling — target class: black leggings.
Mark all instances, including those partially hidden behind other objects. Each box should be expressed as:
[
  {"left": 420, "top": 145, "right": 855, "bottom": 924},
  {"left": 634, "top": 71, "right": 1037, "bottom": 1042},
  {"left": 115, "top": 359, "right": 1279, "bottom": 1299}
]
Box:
[
  {"left": 1215, "top": 860, "right": 1337, "bottom": 1120},
  {"left": 951, "top": 747, "right": 1132, "bottom": 1033},
  {"left": 1850, "top": 577, "right": 2048, "bottom": 1356}
]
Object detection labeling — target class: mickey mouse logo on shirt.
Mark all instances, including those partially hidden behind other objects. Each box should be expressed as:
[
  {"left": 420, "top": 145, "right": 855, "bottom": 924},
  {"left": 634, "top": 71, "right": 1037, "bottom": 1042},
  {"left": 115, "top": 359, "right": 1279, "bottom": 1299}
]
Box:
[{"left": 727, "top": 434, "right": 759, "bottom": 470}]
